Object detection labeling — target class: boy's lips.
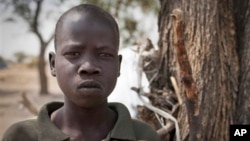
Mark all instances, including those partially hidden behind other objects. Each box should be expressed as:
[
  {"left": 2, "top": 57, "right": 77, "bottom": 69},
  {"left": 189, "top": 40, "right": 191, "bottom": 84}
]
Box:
[{"left": 77, "top": 80, "right": 101, "bottom": 89}]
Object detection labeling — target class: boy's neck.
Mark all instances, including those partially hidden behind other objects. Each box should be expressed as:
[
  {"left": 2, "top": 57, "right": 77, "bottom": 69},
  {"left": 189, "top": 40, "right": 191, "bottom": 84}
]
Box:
[{"left": 51, "top": 99, "right": 117, "bottom": 140}]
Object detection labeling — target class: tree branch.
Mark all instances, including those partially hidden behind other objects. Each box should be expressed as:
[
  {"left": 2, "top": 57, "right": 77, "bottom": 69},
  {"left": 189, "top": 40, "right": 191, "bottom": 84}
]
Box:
[
  {"left": 32, "top": 0, "right": 44, "bottom": 44},
  {"left": 21, "top": 91, "right": 38, "bottom": 116},
  {"left": 170, "top": 76, "right": 182, "bottom": 104},
  {"left": 44, "top": 33, "right": 55, "bottom": 48}
]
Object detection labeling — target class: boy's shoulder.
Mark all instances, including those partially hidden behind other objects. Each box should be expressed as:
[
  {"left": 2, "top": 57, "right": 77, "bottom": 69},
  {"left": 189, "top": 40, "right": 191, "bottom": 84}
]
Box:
[
  {"left": 2, "top": 119, "right": 38, "bottom": 141},
  {"left": 2, "top": 102, "right": 67, "bottom": 141},
  {"left": 131, "top": 118, "right": 160, "bottom": 141},
  {"left": 108, "top": 102, "right": 160, "bottom": 141}
]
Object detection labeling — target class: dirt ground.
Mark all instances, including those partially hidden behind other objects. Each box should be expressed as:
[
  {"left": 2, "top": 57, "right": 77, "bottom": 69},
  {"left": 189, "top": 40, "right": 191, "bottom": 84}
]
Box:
[{"left": 0, "top": 64, "right": 64, "bottom": 139}]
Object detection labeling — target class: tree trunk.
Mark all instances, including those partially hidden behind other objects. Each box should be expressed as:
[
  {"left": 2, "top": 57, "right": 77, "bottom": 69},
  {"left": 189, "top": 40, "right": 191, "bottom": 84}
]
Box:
[
  {"left": 30, "top": 0, "right": 50, "bottom": 95},
  {"left": 234, "top": 0, "right": 250, "bottom": 124},
  {"left": 157, "top": 0, "right": 240, "bottom": 140},
  {"left": 38, "top": 44, "right": 48, "bottom": 95}
]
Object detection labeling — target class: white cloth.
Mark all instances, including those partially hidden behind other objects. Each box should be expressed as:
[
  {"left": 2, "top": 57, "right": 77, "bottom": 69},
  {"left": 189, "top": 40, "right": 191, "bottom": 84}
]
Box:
[{"left": 108, "top": 47, "right": 149, "bottom": 117}]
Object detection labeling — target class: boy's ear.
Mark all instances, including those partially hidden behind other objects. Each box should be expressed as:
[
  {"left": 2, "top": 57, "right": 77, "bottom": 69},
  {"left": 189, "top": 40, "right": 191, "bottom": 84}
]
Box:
[
  {"left": 49, "top": 52, "right": 56, "bottom": 77},
  {"left": 118, "top": 55, "right": 122, "bottom": 77}
]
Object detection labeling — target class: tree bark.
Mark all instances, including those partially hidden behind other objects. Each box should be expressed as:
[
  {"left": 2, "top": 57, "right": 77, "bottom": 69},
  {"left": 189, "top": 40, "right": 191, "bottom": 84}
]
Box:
[
  {"left": 171, "top": 9, "right": 201, "bottom": 141},
  {"left": 158, "top": 0, "right": 239, "bottom": 140},
  {"left": 234, "top": 0, "right": 250, "bottom": 124}
]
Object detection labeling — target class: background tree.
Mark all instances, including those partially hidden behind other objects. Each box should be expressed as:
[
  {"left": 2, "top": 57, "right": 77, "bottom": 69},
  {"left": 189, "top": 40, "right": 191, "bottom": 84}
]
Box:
[
  {"left": 147, "top": 0, "right": 250, "bottom": 140},
  {"left": 14, "top": 51, "right": 27, "bottom": 63},
  {"left": 1, "top": 0, "right": 57, "bottom": 94},
  {"left": 0, "top": 56, "right": 4, "bottom": 63},
  {"left": 0, "top": 56, "right": 7, "bottom": 69}
]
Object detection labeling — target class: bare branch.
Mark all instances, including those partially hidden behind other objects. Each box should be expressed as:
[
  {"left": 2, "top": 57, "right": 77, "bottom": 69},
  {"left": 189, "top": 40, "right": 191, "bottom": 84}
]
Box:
[
  {"left": 21, "top": 91, "right": 38, "bottom": 116},
  {"left": 44, "top": 33, "right": 55, "bottom": 48},
  {"left": 157, "top": 122, "right": 175, "bottom": 137},
  {"left": 170, "top": 76, "right": 182, "bottom": 104},
  {"left": 32, "top": 0, "right": 44, "bottom": 43}
]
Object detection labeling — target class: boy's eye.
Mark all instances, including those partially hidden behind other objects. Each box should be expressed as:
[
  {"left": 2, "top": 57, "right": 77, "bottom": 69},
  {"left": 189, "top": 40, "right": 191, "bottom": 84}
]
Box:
[
  {"left": 64, "top": 52, "right": 80, "bottom": 57},
  {"left": 99, "top": 53, "right": 113, "bottom": 57}
]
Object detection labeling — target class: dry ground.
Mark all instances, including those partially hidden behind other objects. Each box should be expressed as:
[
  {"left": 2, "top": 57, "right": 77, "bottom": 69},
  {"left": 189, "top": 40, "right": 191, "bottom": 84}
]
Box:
[{"left": 0, "top": 64, "right": 64, "bottom": 139}]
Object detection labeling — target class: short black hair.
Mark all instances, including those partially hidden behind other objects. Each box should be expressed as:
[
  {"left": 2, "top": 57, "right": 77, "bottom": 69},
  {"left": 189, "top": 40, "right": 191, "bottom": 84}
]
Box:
[{"left": 54, "top": 4, "right": 119, "bottom": 50}]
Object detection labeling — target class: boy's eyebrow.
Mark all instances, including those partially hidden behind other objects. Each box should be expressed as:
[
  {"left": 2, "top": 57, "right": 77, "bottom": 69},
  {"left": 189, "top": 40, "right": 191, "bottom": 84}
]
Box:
[
  {"left": 60, "top": 42, "right": 117, "bottom": 52},
  {"left": 96, "top": 45, "right": 117, "bottom": 51},
  {"left": 60, "top": 42, "right": 84, "bottom": 52}
]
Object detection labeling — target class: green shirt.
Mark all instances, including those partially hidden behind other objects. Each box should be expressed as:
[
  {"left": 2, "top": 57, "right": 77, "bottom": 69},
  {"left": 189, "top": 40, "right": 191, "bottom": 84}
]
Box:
[{"left": 2, "top": 102, "right": 160, "bottom": 141}]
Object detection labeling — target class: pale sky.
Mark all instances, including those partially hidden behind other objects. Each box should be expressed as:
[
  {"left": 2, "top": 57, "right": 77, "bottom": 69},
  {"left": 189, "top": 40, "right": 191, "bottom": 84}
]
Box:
[{"left": 0, "top": 0, "right": 79, "bottom": 60}]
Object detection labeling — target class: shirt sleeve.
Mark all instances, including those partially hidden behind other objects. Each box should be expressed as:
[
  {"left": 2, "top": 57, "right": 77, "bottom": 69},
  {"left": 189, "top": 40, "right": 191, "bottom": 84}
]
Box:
[
  {"left": 2, "top": 120, "right": 38, "bottom": 141},
  {"left": 132, "top": 119, "right": 161, "bottom": 141}
]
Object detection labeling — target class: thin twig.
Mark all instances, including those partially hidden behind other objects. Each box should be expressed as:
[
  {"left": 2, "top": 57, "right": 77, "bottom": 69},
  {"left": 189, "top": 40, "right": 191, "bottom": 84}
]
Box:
[
  {"left": 170, "top": 76, "right": 182, "bottom": 104},
  {"left": 157, "top": 122, "right": 175, "bottom": 137},
  {"left": 21, "top": 91, "right": 38, "bottom": 116},
  {"left": 155, "top": 112, "right": 165, "bottom": 128}
]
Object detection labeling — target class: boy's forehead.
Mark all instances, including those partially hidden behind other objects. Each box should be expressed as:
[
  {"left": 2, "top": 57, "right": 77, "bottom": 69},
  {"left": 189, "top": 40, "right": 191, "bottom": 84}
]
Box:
[
  {"left": 62, "top": 12, "right": 114, "bottom": 31},
  {"left": 55, "top": 8, "right": 120, "bottom": 50},
  {"left": 65, "top": 12, "right": 83, "bottom": 23},
  {"left": 61, "top": 13, "right": 90, "bottom": 31},
  {"left": 56, "top": 13, "right": 119, "bottom": 50}
]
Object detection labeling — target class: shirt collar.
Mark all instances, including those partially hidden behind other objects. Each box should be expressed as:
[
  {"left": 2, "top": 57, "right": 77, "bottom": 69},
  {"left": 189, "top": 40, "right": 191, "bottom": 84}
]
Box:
[
  {"left": 38, "top": 102, "right": 136, "bottom": 141},
  {"left": 106, "top": 102, "right": 136, "bottom": 141},
  {"left": 38, "top": 102, "right": 69, "bottom": 141}
]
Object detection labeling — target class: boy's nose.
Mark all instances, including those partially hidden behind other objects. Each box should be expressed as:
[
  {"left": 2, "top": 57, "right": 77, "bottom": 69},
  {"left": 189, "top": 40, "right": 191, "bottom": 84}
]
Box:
[{"left": 77, "top": 61, "right": 101, "bottom": 75}]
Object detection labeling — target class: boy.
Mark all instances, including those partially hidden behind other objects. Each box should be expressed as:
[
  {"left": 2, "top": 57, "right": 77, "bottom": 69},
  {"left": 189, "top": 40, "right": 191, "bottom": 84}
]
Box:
[{"left": 2, "top": 4, "right": 160, "bottom": 141}]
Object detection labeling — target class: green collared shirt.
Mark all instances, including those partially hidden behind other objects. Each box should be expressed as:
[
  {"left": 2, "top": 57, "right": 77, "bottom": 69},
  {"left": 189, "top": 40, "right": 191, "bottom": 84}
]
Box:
[{"left": 2, "top": 102, "right": 160, "bottom": 141}]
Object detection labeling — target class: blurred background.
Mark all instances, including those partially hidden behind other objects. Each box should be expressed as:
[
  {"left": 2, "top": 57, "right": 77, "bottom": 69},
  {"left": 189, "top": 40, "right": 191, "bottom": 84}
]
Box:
[{"left": 0, "top": 0, "right": 160, "bottom": 138}]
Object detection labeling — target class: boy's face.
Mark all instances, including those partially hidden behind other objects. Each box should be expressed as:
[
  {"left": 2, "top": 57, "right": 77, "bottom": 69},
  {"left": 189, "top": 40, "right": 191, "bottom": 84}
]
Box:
[{"left": 49, "top": 13, "right": 121, "bottom": 108}]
